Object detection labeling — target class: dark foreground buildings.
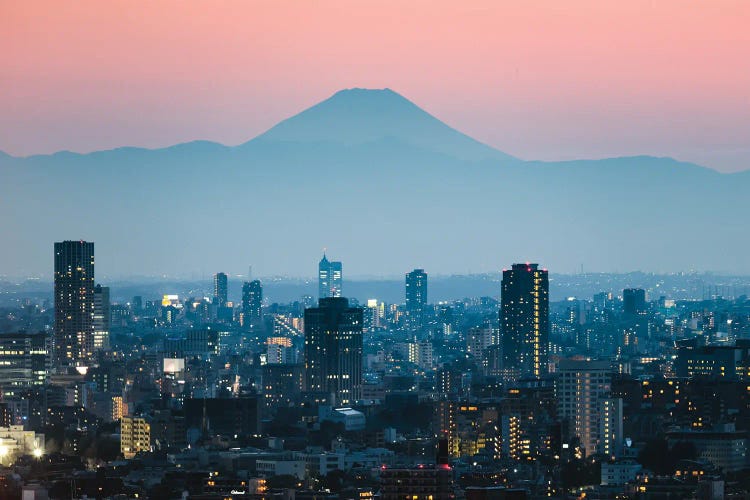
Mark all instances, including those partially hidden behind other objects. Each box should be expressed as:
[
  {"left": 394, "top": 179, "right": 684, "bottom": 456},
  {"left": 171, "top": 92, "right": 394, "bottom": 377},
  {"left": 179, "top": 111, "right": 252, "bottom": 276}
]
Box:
[{"left": 304, "top": 297, "right": 363, "bottom": 405}]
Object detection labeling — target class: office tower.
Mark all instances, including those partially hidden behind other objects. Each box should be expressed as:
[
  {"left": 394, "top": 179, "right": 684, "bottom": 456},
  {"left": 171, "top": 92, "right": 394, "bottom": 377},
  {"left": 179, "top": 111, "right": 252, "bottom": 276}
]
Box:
[
  {"left": 242, "top": 280, "right": 263, "bottom": 323},
  {"left": 54, "top": 240, "right": 95, "bottom": 368},
  {"left": 213, "top": 272, "right": 228, "bottom": 307},
  {"left": 405, "top": 269, "right": 428, "bottom": 332},
  {"left": 500, "top": 263, "right": 549, "bottom": 381},
  {"left": 318, "top": 254, "right": 343, "bottom": 299},
  {"left": 556, "top": 359, "right": 612, "bottom": 457},
  {"left": 121, "top": 415, "right": 151, "bottom": 459},
  {"left": 0, "top": 332, "right": 49, "bottom": 398},
  {"left": 304, "top": 297, "right": 363, "bottom": 405},
  {"left": 623, "top": 288, "right": 646, "bottom": 315},
  {"left": 93, "top": 284, "right": 110, "bottom": 350}
]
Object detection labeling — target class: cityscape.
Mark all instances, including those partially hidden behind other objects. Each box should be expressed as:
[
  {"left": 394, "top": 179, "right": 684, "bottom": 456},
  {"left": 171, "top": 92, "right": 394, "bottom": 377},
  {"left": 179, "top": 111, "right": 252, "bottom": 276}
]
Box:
[
  {"left": 0, "top": 242, "right": 748, "bottom": 498},
  {"left": 2, "top": 2, "right": 749, "bottom": 499}
]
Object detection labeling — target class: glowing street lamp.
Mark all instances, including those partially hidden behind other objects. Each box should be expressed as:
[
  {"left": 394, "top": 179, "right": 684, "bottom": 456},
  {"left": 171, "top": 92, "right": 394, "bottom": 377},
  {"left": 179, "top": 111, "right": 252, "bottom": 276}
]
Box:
[{"left": 33, "top": 448, "right": 43, "bottom": 459}]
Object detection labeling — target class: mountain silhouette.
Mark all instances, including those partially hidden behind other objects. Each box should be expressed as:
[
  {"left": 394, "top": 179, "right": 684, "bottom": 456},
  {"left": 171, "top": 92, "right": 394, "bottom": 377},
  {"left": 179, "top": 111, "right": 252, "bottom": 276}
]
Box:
[
  {"left": 0, "top": 89, "right": 746, "bottom": 278},
  {"left": 251, "top": 88, "right": 514, "bottom": 162}
]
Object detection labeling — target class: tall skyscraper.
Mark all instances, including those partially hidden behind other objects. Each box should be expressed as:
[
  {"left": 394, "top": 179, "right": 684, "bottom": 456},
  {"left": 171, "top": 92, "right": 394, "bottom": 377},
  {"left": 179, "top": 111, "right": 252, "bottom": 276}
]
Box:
[
  {"left": 405, "top": 269, "right": 427, "bottom": 332},
  {"left": 213, "top": 272, "right": 228, "bottom": 307},
  {"left": 556, "top": 359, "right": 614, "bottom": 457},
  {"left": 242, "top": 280, "right": 263, "bottom": 323},
  {"left": 54, "top": 240, "right": 95, "bottom": 368},
  {"left": 304, "top": 297, "right": 363, "bottom": 405},
  {"left": 500, "top": 263, "right": 549, "bottom": 381},
  {"left": 318, "top": 254, "right": 343, "bottom": 299},
  {"left": 93, "top": 284, "right": 110, "bottom": 350}
]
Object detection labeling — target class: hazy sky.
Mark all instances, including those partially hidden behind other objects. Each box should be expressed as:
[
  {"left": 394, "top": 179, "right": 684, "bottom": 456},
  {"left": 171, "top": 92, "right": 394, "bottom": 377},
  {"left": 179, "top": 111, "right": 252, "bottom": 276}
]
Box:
[{"left": 2, "top": 1, "right": 749, "bottom": 172}]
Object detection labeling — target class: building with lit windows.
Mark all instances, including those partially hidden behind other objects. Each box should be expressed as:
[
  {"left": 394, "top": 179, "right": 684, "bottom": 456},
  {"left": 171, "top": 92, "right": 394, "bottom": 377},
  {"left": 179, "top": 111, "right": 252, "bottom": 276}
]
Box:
[
  {"left": 120, "top": 416, "right": 151, "bottom": 459},
  {"left": 599, "top": 397, "right": 624, "bottom": 458},
  {"left": 0, "top": 332, "right": 49, "bottom": 398},
  {"left": 242, "top": 280, "right": 263, "bottom": 324},
  {"left": 213, "top": 272, "right": 228, "bottom": 307},
  {"left": 304, "top": 297, "right": 362, "bottom": 405},
  {"left": 405, "top": 269, "right": 428, "bottom": 332},
  {"left": 556, "top": 359, "right": 612, "bottom": 457},
  {"left": 54, "top": 240, "right": 95, "bottom": 368},
  {"left": 93, "top": 284, "right": 110, "bottom": 350},
  {"left": 318, "top": 254, "right": 343, "bottom": 299},
  {"left": 500, "top": 263, "right": 549, "bottom": 381},
  {"left": 675, "top": 340, "right": 750, "bottom": 380},
  {"left": 380, "top": 464, "right": 454, "bottom": 500},
  {"left": 0, "top": 426, "right": 44, "bottom": 465}
]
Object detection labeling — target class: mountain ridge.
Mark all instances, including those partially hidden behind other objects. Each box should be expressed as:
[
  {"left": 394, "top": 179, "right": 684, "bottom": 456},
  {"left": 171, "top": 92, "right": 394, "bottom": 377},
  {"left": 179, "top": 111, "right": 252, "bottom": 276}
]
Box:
[{"left": 1, "top": 88, "right": 747, "bottom": 277}]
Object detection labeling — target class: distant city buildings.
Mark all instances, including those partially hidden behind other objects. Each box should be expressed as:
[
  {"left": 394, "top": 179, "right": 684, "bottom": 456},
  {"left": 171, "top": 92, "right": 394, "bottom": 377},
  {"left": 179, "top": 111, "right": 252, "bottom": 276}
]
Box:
[
  {"left": 405, "top": 268, "right": 427, "bottom": 333},
  {"left": 213, "top": 272, "right": 228, "bottom": 307},
  {"left": 318, "top": 253, "right": 343, "bottom": 299},
  {"left": 500, "top": 263, "right": 549, "bottom": 381},
  {"left": 241, "top": 279, "right": 263, "bottom": 325}
]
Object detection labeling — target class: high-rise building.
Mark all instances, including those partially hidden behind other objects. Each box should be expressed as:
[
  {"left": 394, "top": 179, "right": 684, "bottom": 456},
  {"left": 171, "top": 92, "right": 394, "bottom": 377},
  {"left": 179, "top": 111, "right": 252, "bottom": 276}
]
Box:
[
  {"left": 54, "top": 240, "right": 95, "bottom": 368},
  {"left": 213, "top": 272, "right": 228, "bottom": 307},
  {"left": 557, "top": 359, "right": 612, "bottom": 457},
  {"left": 242, "top": 280, "right": 263, "bottom": 324},
  {"left": 93, "top": 284, "right": 110, "bottom": 350},
  {"left": 0, "top": 332, "right": 49, "bottom": 398},
  {"left": 318, "top": 254, "right": 343, "bottom": 299},
  {"left": 599, "top": 397, "right": 624, "bottom": 458},
  {"left": 500, "top": 263, "right": 549, "bottom": 381},
  {"left": 304, "top": 297, "right": 363, "bottom": 405},
  {"left": 623, "top": 288, "right": 646, "bottom": 315},
  {"left": 405, "top": 269, "right": 427, "bottom": 332}
]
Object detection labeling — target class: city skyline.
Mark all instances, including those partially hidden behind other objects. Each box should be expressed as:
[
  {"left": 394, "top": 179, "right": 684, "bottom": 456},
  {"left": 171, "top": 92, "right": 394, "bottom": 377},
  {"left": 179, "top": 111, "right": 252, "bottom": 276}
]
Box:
[{"left": 1, "top": 3, "right": 748, "bottom": 497}]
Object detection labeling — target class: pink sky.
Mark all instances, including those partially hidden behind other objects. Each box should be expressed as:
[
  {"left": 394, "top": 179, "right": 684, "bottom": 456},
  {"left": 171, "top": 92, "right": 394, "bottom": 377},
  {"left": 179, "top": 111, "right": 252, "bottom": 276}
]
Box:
[{"left": 2, "top": 1, "right": 749, "bottom": 171}]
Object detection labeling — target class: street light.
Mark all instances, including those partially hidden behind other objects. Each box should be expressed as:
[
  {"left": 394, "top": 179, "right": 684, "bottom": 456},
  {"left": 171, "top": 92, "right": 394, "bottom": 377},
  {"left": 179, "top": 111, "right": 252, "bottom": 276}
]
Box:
[{"left": 33, "top": 448, "right": 43, "bottom": 459}]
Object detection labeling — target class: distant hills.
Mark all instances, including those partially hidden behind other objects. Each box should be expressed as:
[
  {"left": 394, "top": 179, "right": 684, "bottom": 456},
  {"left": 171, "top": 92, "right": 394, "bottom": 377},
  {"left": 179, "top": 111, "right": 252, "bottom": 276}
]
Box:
[{"left": 1, "top": 88, "right": 747, "bottom": 278}]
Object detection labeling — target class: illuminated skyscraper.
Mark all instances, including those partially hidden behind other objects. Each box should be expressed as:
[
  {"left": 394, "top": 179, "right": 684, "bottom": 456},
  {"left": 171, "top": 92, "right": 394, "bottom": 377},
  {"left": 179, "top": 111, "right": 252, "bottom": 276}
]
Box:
[
  {"left": 54, "top": 240, "right": 95, "bottom": 368},
  {"left": 213, "top": 272, "right": 228, "bottom": 307},
  {"left": 500, "top": 263, "right": 549, "bottom": 381},
  {"left": 318, "top": 254, "right": 343, "bottom": 299},
  {"left": 242, "top": 280, "right": 263, "bottom": 324},
  {"left": 304, "top": 297, "right": 362, "bottom": 405},
  {"left": 405, "top": 269, "right": 427, "bottom": 332}
]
